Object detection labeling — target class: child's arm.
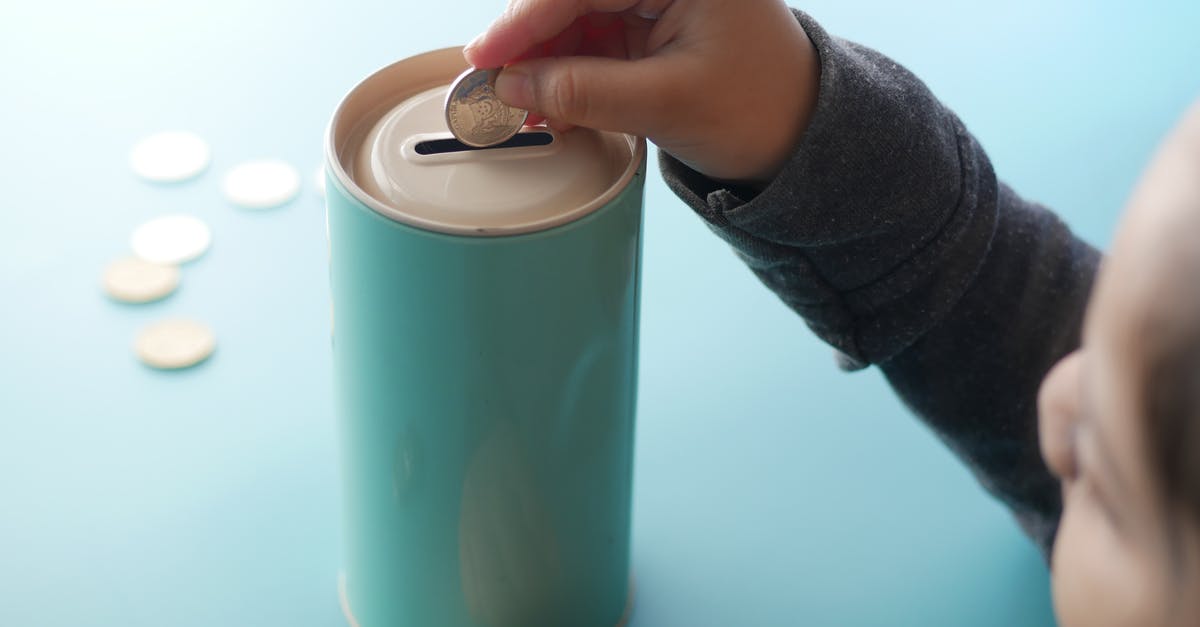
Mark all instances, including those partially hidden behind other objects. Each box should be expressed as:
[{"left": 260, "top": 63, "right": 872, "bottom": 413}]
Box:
[
  {"left": 469, "top": 2, "right": 1101, "bottom": 556},
  {"left": 659, "top": 12, "right": 1099, "bottom": 555}
]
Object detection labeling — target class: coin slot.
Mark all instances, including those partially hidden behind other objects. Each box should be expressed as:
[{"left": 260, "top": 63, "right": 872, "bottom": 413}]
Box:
[{"left": 414, "top": 131, "right": 554, "bottom": 155}]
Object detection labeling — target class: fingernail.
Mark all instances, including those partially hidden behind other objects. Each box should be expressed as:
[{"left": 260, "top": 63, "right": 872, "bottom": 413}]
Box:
[
  {"left": 493, "top": 66, "right": 532, "bottom": 110},
  {"left": 464, "top": 31, "right": 485, "bottom": 56}
]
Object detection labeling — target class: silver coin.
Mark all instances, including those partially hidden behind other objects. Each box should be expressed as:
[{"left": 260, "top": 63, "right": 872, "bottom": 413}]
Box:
[{"left": 444, "top": 67, "right": 529, "bottom": 148}]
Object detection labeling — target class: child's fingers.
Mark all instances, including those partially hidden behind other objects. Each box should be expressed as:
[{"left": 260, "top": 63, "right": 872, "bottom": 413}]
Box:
[
  {"left": 493, "top": 54, "right": 677, "bottom": 137},
  {"left": 464, "top": 0, "right": 644, "bottom": 68},
  {"left": 546, "top": 119, "right": 577, "bottom": 133},
  {"left": 546, "top": 18, "right": 586, "bottom": 57},
  {"left": 630, "top": 0, "right": 673, "bottom": 19}
]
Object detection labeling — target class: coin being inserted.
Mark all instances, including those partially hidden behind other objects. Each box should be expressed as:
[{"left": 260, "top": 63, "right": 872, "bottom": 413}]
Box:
[{"left": 444, "top": 67, "right": 528, "bottom": 148}]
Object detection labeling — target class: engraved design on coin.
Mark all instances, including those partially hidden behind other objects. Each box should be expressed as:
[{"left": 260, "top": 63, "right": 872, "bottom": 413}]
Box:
[{"left": 445, "top": 68, "right": 529, "bottom": 148}]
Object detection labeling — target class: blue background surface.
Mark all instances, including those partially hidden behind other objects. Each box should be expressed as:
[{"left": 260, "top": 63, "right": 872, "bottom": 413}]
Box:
[{"left": 2, "top": 1, "right": 1198, "bottom": 625}]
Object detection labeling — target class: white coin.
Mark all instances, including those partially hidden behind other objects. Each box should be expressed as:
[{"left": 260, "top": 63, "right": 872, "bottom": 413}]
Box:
[
  {"left": 134, "top": 319, "right": 216, "bottom": 370},
  {"left": 315, "top": 165, "right": 327, "bottom": 198},
  {"left": 223, "top": 159, "right": 301, "bottom": 209},
  {"left": 103, "top": 257, "right": 180, "bottom": 303},
  {"left": 129, "top": 131, "right": 211, "bottom": 182},
  {"left": 130, "top": 214, "right": 212, "bottom": 265}
]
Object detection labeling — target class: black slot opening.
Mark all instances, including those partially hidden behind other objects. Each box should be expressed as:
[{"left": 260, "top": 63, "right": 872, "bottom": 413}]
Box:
[{"left": 414, "top": 131, "right": 554, "bottom": 155}]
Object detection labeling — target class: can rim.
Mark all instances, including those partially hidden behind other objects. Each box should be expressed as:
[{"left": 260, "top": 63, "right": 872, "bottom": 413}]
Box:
[{"left": 324, "top": 47, "right": 647, "bottom": 238}]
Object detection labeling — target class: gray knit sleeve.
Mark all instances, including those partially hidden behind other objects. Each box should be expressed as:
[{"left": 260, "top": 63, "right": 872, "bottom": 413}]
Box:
[{"left": 659, "top": 10, "right": 1101, "bottom": 556}]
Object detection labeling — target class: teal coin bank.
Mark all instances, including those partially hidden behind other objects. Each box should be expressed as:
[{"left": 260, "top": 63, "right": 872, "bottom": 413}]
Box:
[{"left": 324, "top": 47, "right": 647, "bottom": 627}]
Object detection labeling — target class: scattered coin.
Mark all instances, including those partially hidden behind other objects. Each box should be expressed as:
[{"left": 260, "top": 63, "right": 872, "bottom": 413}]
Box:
[
  {"left": 129, "top": 131, "right": 211, "bottom": 183},
  {"left": 134, "top": 318, "right": 216, "bottom": 370},
  {"left": 444, "top": 67, "right": 528, "bottom": 148},
  {"left": 103, "top": 257, "right": 180, "bottom": 303},
  {"left": 223, "top": 159, "right": 301, "bottom": 209},
  {"left": 130, "top": 214, "right": 212, "bottom": 265}
]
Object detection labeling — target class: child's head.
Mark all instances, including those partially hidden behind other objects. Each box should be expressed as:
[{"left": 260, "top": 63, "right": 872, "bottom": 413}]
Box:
[{"left": 1038, "top": 101, "right": 1200, "bottom": 627}]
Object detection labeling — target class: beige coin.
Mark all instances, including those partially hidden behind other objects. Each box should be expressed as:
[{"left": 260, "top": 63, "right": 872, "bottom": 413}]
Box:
[
  {"left": 134, "top": 319, "right": 216, "bottom": 370},
  {"left": 444, "top": 67, "right": 528, "bottom": 148},
  {"left": 103, "top": 257, "right": 180, "bottom": 303}
]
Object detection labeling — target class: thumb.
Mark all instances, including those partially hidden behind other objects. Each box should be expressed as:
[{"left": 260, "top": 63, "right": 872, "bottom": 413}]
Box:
[{"left": 493, "top": 55, "right": 672, "bottom": 136}]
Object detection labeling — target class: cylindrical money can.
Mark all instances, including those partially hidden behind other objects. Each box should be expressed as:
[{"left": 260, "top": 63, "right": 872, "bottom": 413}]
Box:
[{"left": 324, "top": 47, "right": 646, "bottom": 627}]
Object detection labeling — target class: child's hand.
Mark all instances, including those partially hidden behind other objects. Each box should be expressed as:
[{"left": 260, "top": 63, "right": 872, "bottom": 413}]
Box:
[{"left": 464, "top": 0, "right": 820, "bottom": 185}]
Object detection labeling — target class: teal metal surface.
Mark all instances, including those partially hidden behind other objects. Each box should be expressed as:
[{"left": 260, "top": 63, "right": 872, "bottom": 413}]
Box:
[
  {"left": 328, "top": 154, "right": 645, "bottom": 626},
  {"left": 2, "top": 1, "right": 1198, "bottom": 626}
]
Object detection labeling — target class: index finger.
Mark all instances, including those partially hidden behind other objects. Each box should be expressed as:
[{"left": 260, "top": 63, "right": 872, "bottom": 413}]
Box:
[{"left": 464, "top": 0, "right": 642, "bottom": 68}]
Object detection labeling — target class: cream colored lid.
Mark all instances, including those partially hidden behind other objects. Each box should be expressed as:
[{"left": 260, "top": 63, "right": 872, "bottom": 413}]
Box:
[{"left": 329, "top": 48, "right": 643, "bottom": 236}]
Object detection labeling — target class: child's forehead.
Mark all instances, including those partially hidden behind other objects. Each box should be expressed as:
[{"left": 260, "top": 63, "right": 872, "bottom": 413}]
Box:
[
  {"left": 1118, "top": 202, "right": 1200, "bottom": 299},
  {"left": 1082, "top": 203, "right": 1200, "bottom": 488},
  {"left": 1098, "top": 100, "right": 1200, "bottom": 327},
  {"left": 1088, "top": 197, "right": 1200, "bottom": 367}
]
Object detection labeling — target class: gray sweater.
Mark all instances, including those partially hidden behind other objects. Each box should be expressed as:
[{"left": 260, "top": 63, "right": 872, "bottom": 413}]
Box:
[{"left": 659, "top": 11, "right": 1101, "bottom": 557}]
